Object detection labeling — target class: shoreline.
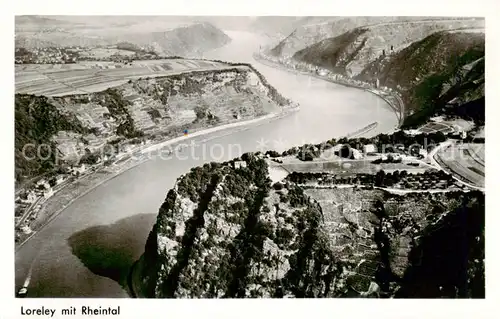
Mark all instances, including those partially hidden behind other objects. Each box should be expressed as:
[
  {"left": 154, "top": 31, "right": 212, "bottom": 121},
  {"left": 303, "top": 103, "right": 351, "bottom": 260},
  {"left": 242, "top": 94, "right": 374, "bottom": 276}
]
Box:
[
  {"left": 15, "top": 108, "right": 298, "bottom": 251},
  {"left": 252, "top": 53, "right": 404, "bottom": 127}
]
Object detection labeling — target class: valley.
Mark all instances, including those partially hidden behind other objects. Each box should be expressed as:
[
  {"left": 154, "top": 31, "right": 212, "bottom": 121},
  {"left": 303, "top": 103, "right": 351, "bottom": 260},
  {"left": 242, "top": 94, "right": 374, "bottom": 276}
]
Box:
[{"left": 13, "top": 16, "right": 485, "bottom": 300}]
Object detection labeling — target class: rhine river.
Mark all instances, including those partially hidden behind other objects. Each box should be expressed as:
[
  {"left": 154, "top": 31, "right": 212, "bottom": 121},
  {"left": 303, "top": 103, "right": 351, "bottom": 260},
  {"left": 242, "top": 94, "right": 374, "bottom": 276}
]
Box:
[{"left": 14, "top": 31, "right": 398, "bottom": 297}]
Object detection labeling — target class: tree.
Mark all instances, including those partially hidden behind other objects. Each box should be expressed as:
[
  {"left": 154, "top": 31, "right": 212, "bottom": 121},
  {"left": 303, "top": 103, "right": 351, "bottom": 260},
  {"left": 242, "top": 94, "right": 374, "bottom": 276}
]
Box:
[{"left": 375, "top": 170, "right": 386, "bottom": 187}]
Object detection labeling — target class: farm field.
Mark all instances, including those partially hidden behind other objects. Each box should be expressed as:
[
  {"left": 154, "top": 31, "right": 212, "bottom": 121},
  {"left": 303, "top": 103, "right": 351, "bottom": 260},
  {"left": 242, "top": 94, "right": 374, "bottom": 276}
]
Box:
[
  {"left": 474, "top": 126, "right": 485, "bottom": 139},
  {"left": 418, "top": 121, "right": 454, "bottom": 134},
  {"left": 435, "top": 143, "right": 485, "bottom": 187},
  {"left": 281, "top": 158, "right": 430, "bottom": 176},
  {"left": 15, "top": 59, "right": 232, "bottom": 96},
  {"left": 417, "top": 118, "right": 474, "bottom": 135}
]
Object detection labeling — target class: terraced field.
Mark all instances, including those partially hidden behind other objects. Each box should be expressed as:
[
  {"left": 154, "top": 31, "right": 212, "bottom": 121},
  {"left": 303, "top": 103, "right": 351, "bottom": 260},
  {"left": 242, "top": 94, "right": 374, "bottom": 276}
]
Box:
[
  {"left": 15, "top": 59, "right": 230, "bottom": 96},
  {"left": 435, "top": 143, "right": 485, "bottom": 187},
  {"left": 419, "top": 122, "right": 454, "bottom": 134}
]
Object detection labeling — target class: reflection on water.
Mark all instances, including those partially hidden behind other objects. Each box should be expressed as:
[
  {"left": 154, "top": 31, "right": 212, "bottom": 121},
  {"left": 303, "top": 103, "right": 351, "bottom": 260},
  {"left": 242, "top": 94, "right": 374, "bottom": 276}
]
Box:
[{"left": 67, "top": 214, "right": 156, "bottom": 291}]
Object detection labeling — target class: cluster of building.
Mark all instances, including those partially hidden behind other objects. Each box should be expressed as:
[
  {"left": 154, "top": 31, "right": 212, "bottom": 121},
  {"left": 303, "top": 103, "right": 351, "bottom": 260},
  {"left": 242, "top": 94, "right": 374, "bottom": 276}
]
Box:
[
  {"left": 392, "top": 172, "right": 459, "bottom": 190},
  {"left": 15, "top": 46, "right": 79, "bottom": 64},
  {"left": 15, "top": 162, "right": 94, "bottom": 240}
]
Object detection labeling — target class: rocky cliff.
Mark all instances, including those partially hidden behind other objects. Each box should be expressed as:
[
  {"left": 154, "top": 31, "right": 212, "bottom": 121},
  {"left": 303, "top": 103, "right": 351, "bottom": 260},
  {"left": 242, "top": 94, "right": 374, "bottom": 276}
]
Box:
[
  {"left": 137, "top": 154, "right": 342, "bottom": 298},
  {"left": 268, "top": 17, "right": 480, "bottom": 58},
  {"left": 356, "top": 31, "right": 484, "bottom": 127},
  {"left": 136, "top": 154, "right": 484, "bottom": 298},
  {"left": 15, "top": 65, "right": 293, "bottom": 183},
  {"left": 291, "top": 19, "right": 484, "bottom": 76}
]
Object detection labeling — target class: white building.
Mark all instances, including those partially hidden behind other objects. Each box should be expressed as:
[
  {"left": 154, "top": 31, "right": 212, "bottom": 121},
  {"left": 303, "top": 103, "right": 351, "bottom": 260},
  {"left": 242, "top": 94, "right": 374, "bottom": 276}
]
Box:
[
  {"left": 56, "top": 175, "right": 65, "bottom": 185},
  {"left": 179, "top": 110, "right": 197, "bottom": 122},
  {"left": 36, "top": 179, "right": 50, "bottom": 190},
  {"left": 403, "top": 129, "right": 420, "bottom": 136},
  {"left": 21, "top": 225, "right": 33, "bottom": 235},
  {"left": 44, "top": 188, "right": 54, "bottom": 199},
  {"left": 363, "top": 144, "right": 377, "bottom": 154},
  {"left": 26, "top": 191, "right": 38, "bottom": 203},
  {"left": 73, "top": 163, "right": 87, "bottom": 175},
  {"left": 419, "top": 148, "right": 428, "bottom": 158},
  {"left": 234, "top": 161, "right": 247, "bottom": 169},
  {"left": 317, "top": 69, "right": 329, "bottom": 76},
  {"left": 381, "top": 153, "right": 402, "bottom": 161},
  {"left": 352, "top": 149, "right": 363, "bottom": 160}
]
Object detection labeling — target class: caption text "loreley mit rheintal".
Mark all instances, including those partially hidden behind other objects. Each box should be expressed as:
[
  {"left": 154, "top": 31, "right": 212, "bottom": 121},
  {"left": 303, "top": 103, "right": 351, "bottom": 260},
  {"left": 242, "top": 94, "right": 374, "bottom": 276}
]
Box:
[{"left": 21, "top": 305, "right": 121, "bottom": 317}]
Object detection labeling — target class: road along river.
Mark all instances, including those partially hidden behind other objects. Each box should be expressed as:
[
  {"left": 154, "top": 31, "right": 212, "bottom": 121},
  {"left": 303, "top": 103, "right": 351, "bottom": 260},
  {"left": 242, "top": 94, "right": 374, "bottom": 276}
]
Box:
[{"left": 14, "top": 30, "right": 398, "bottom": 297}]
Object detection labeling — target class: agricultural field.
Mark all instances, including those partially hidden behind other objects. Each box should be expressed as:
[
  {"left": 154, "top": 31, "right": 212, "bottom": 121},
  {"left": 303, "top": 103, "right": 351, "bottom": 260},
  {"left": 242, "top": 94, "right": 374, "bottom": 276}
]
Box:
[
  {"left": 418, "top": 121, "right": 454, "bottom": 134},
  {"left": 281, "top": 158, "right": 429, "bottom": 176},
  {"left": 435, "top": 143, "right": 485, "bottom": 187},
  {"left": 474, "top": 126, "right": 485, "bottom": 139},
  {"left": 15, "top": 59, "right": 230, "bottom": 96},
  {"left": 417, "top": 118, "right": 474, "bottom": 135}
]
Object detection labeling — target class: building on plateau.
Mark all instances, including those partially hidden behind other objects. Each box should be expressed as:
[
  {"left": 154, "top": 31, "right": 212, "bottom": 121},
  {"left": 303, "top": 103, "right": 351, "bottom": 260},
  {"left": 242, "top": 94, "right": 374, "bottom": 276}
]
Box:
[
  {"left": 316, "top": 68, "right": 329, "bottom": 76},
  {"left": 234, "top": 161, "right": 247, "bottom": 169},
  {"left": 43, "top": 188, "right": 54, "bottom": 199},
  {"left": 363, "top": 144, "right": 377, "bottom": 154}
]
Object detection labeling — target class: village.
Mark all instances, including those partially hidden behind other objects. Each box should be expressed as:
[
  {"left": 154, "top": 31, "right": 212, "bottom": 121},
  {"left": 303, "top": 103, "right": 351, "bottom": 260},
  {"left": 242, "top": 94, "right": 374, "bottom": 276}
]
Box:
[
  {"left": 15, "top": 43, "right": 167, "bottom": 65},
  {"left": 264, "top": 117, "right": 484, "bottom": 198}
]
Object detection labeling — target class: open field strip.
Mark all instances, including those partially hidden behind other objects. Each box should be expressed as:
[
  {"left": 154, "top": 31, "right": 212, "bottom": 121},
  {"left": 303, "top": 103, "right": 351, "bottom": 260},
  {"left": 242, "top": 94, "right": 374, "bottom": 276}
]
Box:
[
  {"left": 15, "top": 62, "right": 265, "bottom": 96},
  {"left": 434, "top": 143, "right": 484, "bottom": 188},
  {"left": 462, "top": 144, "right": 485, "bottom": 167},
  {"left": 62, "top": 80, "right": 129, "bottom": 95},
  {"left": 15, "top": 78, "right": 54, "bottom": 91},
  {"left": 15, "top": 73, "right": 48, "bottom": 83},
  {"left": 15, "top": 60, "right": 252, "bottom": 96}
]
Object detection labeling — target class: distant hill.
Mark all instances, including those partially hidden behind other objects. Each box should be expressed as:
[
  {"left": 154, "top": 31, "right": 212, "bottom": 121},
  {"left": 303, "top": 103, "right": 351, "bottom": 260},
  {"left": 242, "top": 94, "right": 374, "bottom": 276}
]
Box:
[
  {"left": 291, "top": 18, "right": 484, "bottom": 76},
  {"left": 356, "top": 31, "right": 485, "bottom": 127},
  {"left": 266, "top": 17, "right": 484, "bottom": 128},
  {"left": 15, "top": 18, "right": 232, "bottom": 57},
  {"left": 269, "top": 17, "right": 482, "bottom": 58},
  {"left": 139, "top": 22, "right": 232, "bottom": 57}
]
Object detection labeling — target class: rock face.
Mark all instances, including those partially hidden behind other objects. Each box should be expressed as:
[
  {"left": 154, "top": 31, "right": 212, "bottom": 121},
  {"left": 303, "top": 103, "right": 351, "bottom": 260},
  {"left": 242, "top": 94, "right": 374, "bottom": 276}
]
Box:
[
  {"left": 136, "top": 155, "right": 485, "bottom": 298},
  {"left": 137, "top": 154, "right": 340, "bottom": 298},
  {"left": 268, "top": 17, "right": 480, "bottom": 58},
  {"left": 15, "top": 65, "right": 293, "bottom": 182},
  {"left": 356, "top": 31, "right": 484, "bottom": 127},
  {"left": 269, "top": 20, "right": 484, "bottom": 128},
  {"left": 290, "top": 19, "right": 484, "bottom": 77}
]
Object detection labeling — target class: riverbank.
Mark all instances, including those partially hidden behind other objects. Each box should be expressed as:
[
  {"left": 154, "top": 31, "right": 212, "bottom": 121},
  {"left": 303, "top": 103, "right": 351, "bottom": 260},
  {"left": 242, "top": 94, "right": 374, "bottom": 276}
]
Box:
[
  {"left": 253, "top": 53, "right": 404, "bottom": 127},
  {"left": 15, "top": 107, "right": 299, "bottom": 250}
]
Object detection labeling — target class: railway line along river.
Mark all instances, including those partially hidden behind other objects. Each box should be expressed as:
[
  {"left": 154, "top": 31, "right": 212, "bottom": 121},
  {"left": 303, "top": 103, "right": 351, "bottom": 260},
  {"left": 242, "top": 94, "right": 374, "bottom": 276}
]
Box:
[{"left": 14, "top": 30, "right": 399, "bottom": 297}]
